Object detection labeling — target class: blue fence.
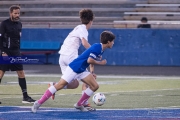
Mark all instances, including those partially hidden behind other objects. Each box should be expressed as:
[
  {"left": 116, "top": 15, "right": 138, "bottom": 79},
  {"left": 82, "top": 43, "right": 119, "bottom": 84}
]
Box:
[{"left": 21, "top": 29, "right": 180, "bottom": 66}]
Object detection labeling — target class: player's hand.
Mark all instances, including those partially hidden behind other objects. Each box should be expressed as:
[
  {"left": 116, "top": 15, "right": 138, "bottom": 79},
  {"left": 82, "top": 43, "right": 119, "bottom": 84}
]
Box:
[
  {"left": 2, "top": 53, "right": 8, "bottom": 56},
  {"left": 101, "top": 59, "right": 107, "bottom": 65},
  {"left": 97, "top": 55, "right": 102, "bottom": 60}
]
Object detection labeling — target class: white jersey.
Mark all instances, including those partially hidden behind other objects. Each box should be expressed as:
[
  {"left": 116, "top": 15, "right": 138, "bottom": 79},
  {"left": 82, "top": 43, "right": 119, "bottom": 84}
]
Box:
[{"left": 59, "top": 24, "right": 88, "bottom": 56}]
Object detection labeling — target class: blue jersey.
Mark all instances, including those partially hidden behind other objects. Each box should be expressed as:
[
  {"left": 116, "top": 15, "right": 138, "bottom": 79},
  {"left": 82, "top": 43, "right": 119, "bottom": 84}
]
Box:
[{"left": 69, "top": 43, "right": 104, "bottom": 73}]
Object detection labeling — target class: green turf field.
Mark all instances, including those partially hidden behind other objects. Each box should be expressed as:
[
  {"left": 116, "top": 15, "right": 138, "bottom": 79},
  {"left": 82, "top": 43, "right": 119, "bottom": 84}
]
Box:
[{"left": 1, "top": 75, "right": 180, "bottom": 109}]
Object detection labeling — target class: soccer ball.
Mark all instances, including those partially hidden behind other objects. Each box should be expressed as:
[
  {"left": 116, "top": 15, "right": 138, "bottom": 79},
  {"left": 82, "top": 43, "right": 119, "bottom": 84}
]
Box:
[{"left": 92, "top": 93, "right": 106, "bottom": 106}]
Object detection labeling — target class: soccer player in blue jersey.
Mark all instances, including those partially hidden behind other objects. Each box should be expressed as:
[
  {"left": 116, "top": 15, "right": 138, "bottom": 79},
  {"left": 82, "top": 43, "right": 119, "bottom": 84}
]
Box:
[{"left": 31, "top": 31, "right": 115, "bottom": 112}]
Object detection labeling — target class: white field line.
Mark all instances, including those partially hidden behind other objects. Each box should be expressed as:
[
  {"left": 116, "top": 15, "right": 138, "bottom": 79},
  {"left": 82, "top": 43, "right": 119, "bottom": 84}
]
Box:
[
  {"left": 1, "top": 88, "right": 180, "bottom": 100},
  {"left": 4, "top": 74, "right": 180, "bottom": 79},
  {"left": 0, "top": 106, "right": 180, "bottom": 114},
  {"left": 101, "top": 88, "right": 180, "bottom": 94}
]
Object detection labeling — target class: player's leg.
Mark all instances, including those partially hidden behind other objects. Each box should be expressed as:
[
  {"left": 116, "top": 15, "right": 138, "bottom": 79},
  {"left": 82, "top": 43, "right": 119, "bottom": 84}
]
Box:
[
  {"left": 66, "top": 80, "right": 79, "bottom": 89},
  {"left": 32, "top": 66, "right": 77, "bottom": 113},
  {"left": 16, "top": 69, "right": 35, "bottom": 103},
  {"left": 32, "top": 78, "right": 68, "bottom": 113},
  {"left": 0, "top": 70, "right": 5, "bottom": 84},
  {"left": 81, "top": 83, "right": 96, "bottom": 110},
  {"left": 78, "top": 72, "right": 97, "bottom": 110},
  {"left": 48, "top": 55, "right": 79, "bottom": 100},
  {"left": 74, "top": 72, "right": 98, "bottom": 111},
  {"left": 59, "top": 54, "right": 79, "bottom": 89},
  {"left": 0, "top": 52, "right": 7, "bottom": 104},
  {"left": 0, "top": 63, "right": 9, "bottom": 84}
]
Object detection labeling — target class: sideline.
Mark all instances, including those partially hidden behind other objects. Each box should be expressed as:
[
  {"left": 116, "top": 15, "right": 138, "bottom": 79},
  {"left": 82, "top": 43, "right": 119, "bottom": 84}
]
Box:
[{"left": 4, "top": 73, "right": 180, "bottom": 79}]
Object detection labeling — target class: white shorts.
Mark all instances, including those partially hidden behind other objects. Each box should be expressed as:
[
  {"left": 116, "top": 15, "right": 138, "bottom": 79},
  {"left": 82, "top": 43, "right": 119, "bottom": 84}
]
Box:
[
  {"left": 59, "top": 54, "right": 78, "bottom": 74},
  {"left": 61, "top": 66, "right": 90, "bottom": 83}
]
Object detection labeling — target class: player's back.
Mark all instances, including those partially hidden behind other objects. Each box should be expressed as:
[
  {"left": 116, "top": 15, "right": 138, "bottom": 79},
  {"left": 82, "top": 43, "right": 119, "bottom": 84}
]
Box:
[{"left": 59, "top": 24, "right": 88, "bottom": 56}]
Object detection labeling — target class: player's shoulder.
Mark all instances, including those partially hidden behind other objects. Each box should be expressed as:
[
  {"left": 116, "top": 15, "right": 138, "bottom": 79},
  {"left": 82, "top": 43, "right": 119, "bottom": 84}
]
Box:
[
  {"left": 91, "top": 43, "right": 101, "bottom": 50},
  {"left": 76, "top": 24, "right": 86, "bottom": 30},
  {"left": 92, "top": 43, "right": 101, "bottom": 47}
]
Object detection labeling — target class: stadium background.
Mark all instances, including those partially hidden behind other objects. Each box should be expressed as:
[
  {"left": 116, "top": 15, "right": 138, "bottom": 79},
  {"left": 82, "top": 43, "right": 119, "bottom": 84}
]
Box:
[
  {"left": 1, "top": 0, "right": 180, "bottom": 66},
  {"left": 1, "top": 0, "right": 180, "bottom": 119}
]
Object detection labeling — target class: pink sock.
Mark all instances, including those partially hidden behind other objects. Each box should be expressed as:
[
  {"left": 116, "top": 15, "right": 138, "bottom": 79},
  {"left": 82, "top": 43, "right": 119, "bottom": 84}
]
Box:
[
  {"left": 82, "top": 90, "right": 88, "bottom": 105},
  {"left": 77, "top": 93, "right": 90, "bottom": 106},
  {"left": 77, "top": 88, "right": 94, "bottom": 106},
  {"left": 38, "top": 89, "right": 52, "bottom": 104},
  {"left": 38, "top": 86, "right": 57, "bottom": 104}
]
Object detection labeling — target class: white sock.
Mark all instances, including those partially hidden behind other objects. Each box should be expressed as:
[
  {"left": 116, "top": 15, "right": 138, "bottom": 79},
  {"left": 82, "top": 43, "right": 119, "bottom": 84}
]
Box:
[{"left": 48, "top": 86, "right": 57, "bottom": 94}]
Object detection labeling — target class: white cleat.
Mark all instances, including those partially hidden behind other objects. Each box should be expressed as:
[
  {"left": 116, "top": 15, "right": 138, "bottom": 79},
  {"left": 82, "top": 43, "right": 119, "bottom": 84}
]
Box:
[
  {"left": 74, "top": 103, "right": 88, "bottom": 112},
  {"left": 31, "top": 101, "right": 41, "bottom": 113}
]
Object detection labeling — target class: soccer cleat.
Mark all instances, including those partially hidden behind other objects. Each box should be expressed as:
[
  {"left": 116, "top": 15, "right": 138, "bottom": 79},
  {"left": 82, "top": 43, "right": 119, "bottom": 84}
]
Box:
[
  {"left": 83, "top": 103, "right": 96, "bottom": 111},
  {"left": 48, "top": 82, "right": 55, "bottom": 100},
  {"left": 74, "top": 103, "right": 88, "bottom": 112},
  {"left": 22, "top": 96, "right": 36, "bottom": 104},
  {"left": 31, "top": 101, "right": 41, "bottom": 113}
]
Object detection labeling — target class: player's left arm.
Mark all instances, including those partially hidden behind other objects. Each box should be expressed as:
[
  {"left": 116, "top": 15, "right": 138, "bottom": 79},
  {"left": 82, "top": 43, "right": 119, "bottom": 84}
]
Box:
[{"left": 87, "top": 57, "right": 107, "bottom": 65}]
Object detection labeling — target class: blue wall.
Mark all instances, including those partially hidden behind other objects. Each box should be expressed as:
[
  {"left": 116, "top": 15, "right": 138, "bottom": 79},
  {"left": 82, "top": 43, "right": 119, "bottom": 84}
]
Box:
[{"left": 21, "top": 29, "right": 180, "bottom": 66}]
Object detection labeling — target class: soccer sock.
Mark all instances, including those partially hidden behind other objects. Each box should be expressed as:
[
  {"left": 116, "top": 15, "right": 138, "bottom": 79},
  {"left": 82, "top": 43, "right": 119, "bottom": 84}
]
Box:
[
  {"left": 38, "top": 86, "right": 57, "bottom": 104},
  {"left": 77, "top": 88, "right": 94, "bottom": 106},
  {"left": 18, "top": 78, "right": 28, "bottom": 98},
  {"left": 82, "top": 90, "right": 88, "bottom": 105}
]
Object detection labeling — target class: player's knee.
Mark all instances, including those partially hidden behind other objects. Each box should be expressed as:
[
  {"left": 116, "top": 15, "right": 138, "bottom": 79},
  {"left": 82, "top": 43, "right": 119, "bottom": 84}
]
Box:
[
  {"left": 73, "top": 80, "right": 79, "bottom": 88},
  {"left": 72, "top": 80, "right": 79, "bottom": 89},
  {"left": 91, "top": 83, "right": 99, "bottom": 92},
  {"left": 17, "top": 71, "right": 25, "bottom": 78},
  {"left": 94, "top": 84, "right": 99, "bottom": 91},
  {"left": 67, "top": 80, "right": 79, "bottom": 89}
]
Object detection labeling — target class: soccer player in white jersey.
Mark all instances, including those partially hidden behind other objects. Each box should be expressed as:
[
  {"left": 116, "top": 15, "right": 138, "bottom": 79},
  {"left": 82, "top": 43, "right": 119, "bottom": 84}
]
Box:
[
  {"left": 49, "top": 9, "right": 96, "bottom": 110},
  {"left": 32, "top": 31, "right": 115, "bottom": 112}
]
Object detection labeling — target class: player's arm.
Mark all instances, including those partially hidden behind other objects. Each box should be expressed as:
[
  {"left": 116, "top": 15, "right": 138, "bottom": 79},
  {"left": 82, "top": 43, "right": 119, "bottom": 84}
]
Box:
[
  {"left": 87, "top": 57, "right": 107, "bottom": 65},
  {"left": 81, "top": 37, "right": 91, "bottom": 49},
  {"left": 89, "top": 64, "right": 97, "bottom": 79},
  {"left": 89, "top": 64, "right": 94, "bottom": 73}
]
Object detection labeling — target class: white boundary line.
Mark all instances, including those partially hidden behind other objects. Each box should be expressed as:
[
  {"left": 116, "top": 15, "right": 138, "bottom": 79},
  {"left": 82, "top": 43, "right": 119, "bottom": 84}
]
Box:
[
  {"left": 4, "top": 74, "right": 180, "bottom": 79},
  {"left": 1, "top": 105, "right": 180, "bottom": 110}
]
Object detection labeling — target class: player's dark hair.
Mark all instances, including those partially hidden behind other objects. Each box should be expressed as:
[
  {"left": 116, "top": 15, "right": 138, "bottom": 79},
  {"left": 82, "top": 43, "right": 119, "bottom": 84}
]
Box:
[
  {"left": 79, "top": 9, "right": 94, "bottom": 24},
  {"left": 100, "top": 31, "right": 115, "bottom": 44},
  {"left": 9, "top": 5, "right": 20, "bottom": 13}
]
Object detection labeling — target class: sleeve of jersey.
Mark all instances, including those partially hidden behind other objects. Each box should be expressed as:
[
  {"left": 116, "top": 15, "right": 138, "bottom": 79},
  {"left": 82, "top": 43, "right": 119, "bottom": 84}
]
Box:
[
  {"left": 89, "top": 45, "right": 101, "bottom": 60},
  {"left": 78, "top": 27, "right": 88, "bottom": 41}
]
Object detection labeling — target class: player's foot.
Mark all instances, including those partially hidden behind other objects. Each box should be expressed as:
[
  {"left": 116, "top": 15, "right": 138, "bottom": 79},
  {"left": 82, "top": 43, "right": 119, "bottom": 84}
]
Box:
[
  {"left": 22, "top": 96, "right": 36, "bottom": 104},
  {"left": 48, "top": 82, "right": 56, "bottom": 100},
  {"left": 83, "top": 103, "right": 96, "bottom": 111},
  {"left": 74, "top": 103, "right": 88, "bottom": 112},
  {"left": 31, "top": 101, "right": 41, "bottom": 113}
]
